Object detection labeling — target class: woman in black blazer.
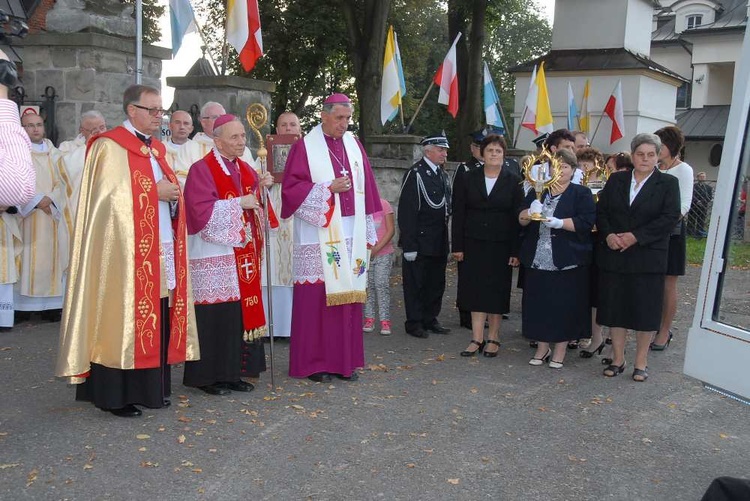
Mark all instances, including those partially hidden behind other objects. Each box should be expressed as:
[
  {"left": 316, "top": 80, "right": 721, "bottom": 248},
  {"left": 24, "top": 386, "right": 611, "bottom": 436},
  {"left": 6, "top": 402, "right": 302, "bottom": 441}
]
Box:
[
  {"left": 451, "top": 135, "right": 523, "bottom": 358},
  {"left": 596, "top": 133, "right": 681, "bottom": 382},
  {"left": 518, "top": 149, "right": 596, "bottom": 369}
]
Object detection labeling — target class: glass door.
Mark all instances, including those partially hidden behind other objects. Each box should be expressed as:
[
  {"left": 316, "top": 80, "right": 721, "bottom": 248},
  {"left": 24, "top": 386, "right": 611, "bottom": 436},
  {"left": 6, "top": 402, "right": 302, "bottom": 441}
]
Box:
[{"left": 683, "top": 25, "right": 750, "bottom": 402}]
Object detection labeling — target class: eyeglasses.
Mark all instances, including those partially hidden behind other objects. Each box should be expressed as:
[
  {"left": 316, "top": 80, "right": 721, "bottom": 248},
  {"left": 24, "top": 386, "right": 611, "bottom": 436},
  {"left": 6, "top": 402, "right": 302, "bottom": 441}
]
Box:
[
  {"left": 201, "top": 115, "right": 220, "bottom": 121},
  {"left": 82, "top": 125, "right": 108, "bottom": 135},
  {"left": 22, "top": 123, "right": 44, "bottom": 129},
  {"left": 131, "top": 104, "right": 166, "bottom": 116}
]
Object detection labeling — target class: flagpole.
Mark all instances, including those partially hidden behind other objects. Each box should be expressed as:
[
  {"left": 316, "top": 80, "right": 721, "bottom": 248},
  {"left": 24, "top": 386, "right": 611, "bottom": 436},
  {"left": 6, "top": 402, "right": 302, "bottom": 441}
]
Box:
[
  {"left": 405, "top": 82, "right": 434, "bottom": 133},
  {"left": 589, "top": 112, "right": 605, "bottom": 144},
  {"left": 498, "top": 102, "right": 513, "bottom": 144},
  {"left": 399, "top": 102, "right": 405, "bottom": 129},
  {"left": 135, "top": 0, "right": 143, "bottom": 84},
  {"left": 512, "top": 104, "right": 528, "bottom": 149},
  {"left": 590, "top": 81, "right": 620, "bottom": 144},
  {"left": 189, "top": 9, "right": 221, "bottom": 75}
]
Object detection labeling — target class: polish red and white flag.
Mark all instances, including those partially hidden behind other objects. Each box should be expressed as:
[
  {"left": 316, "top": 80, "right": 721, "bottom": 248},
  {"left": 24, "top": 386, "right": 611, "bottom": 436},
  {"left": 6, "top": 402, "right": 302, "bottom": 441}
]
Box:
[
  {"left": 433, "top": 32, "right": 462, "bottom": 118},
  {"left": 603, "top": 80, "right": 625, "bottom": 144}
]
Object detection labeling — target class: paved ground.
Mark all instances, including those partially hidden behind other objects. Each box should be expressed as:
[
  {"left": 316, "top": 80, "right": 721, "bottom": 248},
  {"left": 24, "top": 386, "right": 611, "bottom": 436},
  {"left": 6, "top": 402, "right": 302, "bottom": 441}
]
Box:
[{"left": 1, "top": 265, "right": 748, "bottom": 500}]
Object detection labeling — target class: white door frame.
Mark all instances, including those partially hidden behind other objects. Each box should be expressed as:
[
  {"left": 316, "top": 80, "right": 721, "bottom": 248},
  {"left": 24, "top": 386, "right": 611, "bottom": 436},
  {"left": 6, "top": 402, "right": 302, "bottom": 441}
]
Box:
[{"left": 683, "top": 23, "right": 750, "bottom": 401}]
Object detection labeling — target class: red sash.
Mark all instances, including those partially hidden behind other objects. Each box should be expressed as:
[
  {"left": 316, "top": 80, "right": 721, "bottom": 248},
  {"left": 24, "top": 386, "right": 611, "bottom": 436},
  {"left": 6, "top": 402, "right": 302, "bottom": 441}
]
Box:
[{"left": 204, "top": 152, "right": 271, "bottom": 340}]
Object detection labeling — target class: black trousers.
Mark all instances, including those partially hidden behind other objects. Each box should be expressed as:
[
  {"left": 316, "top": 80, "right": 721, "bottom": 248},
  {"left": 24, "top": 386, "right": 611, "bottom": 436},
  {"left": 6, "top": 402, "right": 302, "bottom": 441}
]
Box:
[
  {"left": 402, "top": 254, "right": 447, "bottom": 333},
  {"left": 76, "top": 298, "right": 170, "bottom": 410}
]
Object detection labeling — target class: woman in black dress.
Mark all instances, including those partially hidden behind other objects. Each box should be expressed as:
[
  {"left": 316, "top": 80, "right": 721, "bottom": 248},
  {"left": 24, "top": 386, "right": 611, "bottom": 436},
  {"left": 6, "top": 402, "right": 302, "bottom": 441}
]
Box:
[
  {"left": 518, "top": 149, "right": 596, "bottom": 369},
  {"left": 596, "top": 133, "right": 681, "bottom": 381},
  {"left": 451, "top": 135, "right": 523, "bottom": 358}
]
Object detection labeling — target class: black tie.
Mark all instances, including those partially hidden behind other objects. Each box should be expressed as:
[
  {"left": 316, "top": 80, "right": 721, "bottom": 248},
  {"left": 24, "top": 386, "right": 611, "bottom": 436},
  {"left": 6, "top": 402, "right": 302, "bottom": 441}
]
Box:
[{"left": 135, "top": 131, "right": 152, "bottom": 147}]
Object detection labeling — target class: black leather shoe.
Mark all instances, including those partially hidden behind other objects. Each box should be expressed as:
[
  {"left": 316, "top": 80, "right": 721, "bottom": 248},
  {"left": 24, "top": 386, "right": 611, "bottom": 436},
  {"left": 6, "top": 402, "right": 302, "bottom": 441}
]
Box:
[
  {"left": 425, "top": 322, "right": 451, "bottom": 334},
  {"left": 109, "top": 404, "right": 142, "bottom": 417},
  {"left": 219, "top": 381, "right": 255, "bottom": 392},
  {"left": 308, "top": 373, "right": 332, "bottom": 383},
  {"left": 198, "top": 384, "right": 231, "bottom": 395},
  {"left": 162, "top": 398, "right": 171, "bottom": 407},
  {"left": 407, "top": 329, "right": 429, "bottom": 338},
  {"left": 334, "top": 372, "right": 359, "bottom": 381}
]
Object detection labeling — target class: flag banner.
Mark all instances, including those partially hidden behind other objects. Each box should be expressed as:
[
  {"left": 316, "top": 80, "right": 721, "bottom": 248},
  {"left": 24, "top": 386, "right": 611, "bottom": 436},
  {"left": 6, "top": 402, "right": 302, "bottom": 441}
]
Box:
[
  {"left": 381, "top": 26, "right": 403, "bottom": 125},
  {"left": 169, "top": 0, "right": 196, "bottom": 57},
  {"left": 520, "top": 65, "right": 538, "bottom": 134},
  {"left": 603, "top": 80, "right": 625, "bottom": 144},
  {"left": 227, "top": 0, "right": 263, "bottom": 72},
  {"left": 567, "top": 81, "right": 579, "bottom": 131},
  {"left": 535, "top": 62, "right": 554, "bottom": 134},
  {"left": 483, "top": 62, "right": 505, "bottom": 133},
  {"left": 580, "top": 79, "right": 591, "bottom": 134},
  {"left": 433, "top": 32, "right": 462, "bottom": 118},
  {"left": 394, "top": 31, "right": 407, "bottom": 99}
]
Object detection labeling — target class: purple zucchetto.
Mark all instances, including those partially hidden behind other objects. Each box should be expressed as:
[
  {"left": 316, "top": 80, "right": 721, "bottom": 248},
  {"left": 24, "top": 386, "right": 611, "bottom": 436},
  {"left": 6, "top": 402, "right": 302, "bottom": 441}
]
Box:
[{"left": 323, "top": 93, "right": 351, "bottom": 105}]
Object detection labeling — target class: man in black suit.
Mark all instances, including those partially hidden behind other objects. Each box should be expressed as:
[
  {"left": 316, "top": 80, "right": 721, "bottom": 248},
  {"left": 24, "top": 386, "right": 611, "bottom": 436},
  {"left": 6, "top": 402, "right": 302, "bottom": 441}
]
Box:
[{"left": 398, "top": 134, "right": 452, "bottom": 338}]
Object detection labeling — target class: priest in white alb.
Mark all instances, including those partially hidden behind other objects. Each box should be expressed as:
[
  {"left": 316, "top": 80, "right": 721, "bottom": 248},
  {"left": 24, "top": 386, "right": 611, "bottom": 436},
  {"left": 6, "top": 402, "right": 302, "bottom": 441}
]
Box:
[{"left": 16, "top": 112, "right": 72, "bottom": 322}]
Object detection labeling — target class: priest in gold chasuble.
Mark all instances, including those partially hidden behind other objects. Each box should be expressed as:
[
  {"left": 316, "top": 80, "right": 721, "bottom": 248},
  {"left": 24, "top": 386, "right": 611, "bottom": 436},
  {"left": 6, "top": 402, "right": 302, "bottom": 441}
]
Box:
[{"left": 55, "top": 85, "right": 199, "bottom": 418}]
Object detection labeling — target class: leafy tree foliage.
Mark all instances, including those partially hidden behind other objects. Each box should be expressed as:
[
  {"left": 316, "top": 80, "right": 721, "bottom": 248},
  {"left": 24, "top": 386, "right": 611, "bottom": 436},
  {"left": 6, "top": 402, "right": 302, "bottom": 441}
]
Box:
[
  {"left": 124, "top": 0, "right": 165, "bottom": 44},
  {"left": 190, "top": 0, "right": 550, "bottom": 154}
]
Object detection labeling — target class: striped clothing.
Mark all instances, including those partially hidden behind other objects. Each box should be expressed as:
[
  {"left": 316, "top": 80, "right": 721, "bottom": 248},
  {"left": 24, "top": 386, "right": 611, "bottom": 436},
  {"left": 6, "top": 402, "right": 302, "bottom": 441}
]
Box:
[{"left": 0, "top": 99, "right": 34, "bottom": 207}]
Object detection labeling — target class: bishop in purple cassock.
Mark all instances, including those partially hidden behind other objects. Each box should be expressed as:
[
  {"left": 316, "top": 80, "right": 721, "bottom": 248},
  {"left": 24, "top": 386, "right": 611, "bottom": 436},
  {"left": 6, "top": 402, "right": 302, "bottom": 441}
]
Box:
[{"left": 281, "top": 93, "right": 382, "bottom": 383}]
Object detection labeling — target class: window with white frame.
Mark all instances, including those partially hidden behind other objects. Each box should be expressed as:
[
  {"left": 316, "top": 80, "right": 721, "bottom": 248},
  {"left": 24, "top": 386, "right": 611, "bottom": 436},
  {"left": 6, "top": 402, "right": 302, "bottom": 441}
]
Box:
[{"left": 686, "top": 14, "right": 703, "bottom": 30}]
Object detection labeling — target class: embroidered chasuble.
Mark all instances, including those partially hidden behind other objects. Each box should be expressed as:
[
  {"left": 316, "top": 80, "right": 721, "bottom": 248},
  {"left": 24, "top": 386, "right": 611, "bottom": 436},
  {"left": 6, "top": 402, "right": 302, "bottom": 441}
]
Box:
[
  {"left": 56, "top": 126, "right": 199, "bottom": 382},
  {"left": 16, "top": 140, "right": 72, "bottom": 303}
]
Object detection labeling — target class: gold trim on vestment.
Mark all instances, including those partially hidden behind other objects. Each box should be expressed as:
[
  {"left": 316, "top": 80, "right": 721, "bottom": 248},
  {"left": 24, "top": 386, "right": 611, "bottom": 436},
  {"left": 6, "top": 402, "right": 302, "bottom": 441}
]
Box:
[{"left": 325, "top": 290, "right": 367, "bottom": 307}]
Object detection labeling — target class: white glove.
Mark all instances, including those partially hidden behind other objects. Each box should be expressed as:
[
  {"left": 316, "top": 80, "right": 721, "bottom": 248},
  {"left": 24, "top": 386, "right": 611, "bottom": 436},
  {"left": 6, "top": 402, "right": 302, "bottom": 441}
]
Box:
[
  {"left": 529, "top": 200, "right": 543, "bottom": 215},
  {"left": 403, "top": 251, "right": 418, "bottom": 262},
  {"left": 543, "top": 217, "right": 564, "bottom": 229}
]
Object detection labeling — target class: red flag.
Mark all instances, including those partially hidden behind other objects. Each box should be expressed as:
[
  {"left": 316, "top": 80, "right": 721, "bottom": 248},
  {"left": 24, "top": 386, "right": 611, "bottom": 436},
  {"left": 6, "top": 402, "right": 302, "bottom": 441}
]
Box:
[
  {"left": 433, "top": 33, "right": 462, "bottom": 118},
  {"left": 226, "top": 0, "right": 263, "bottom": 72},
  {"left": 603, "top": 81, "right": 625, "bottom": 144}
]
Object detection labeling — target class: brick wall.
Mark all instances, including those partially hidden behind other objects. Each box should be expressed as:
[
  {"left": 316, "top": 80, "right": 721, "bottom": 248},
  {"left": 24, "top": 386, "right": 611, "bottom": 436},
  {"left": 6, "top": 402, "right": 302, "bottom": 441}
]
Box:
[{"left": 27, "top": 0, "right": 56, "bottom": 33}]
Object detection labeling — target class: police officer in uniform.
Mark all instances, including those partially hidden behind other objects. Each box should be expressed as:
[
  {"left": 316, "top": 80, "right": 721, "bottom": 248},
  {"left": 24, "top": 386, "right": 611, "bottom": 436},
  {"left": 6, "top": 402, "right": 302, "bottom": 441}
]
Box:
[{"left": 398, "top": 134, "right": 452, "bottom": 338}]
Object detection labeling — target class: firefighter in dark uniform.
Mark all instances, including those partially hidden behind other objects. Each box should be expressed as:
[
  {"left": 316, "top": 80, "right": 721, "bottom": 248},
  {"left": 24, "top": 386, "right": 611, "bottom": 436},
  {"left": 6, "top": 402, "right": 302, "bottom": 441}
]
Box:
[{"left": 398, "top": 134, "right": 452, "bottom": 338}]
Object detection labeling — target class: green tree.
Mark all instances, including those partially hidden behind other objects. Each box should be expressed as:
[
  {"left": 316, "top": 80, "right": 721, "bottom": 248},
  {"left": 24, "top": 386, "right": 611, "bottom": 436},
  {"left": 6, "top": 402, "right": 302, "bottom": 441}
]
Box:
[{"left": 124, "top": 0, "right": 164, "bottom": 44}]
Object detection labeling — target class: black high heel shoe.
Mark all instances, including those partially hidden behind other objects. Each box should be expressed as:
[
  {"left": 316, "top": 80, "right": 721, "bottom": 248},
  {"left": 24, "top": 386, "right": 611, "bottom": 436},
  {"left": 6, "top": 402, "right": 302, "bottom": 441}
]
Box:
[
  {"left": 460, "top": 340, "right": 485, "bottom": 357},
  {"left": 580, "top": 340, "right": 606, "bottom": 359},
  {"left": 603, "top": 362, "right": 626, "bottom": 377},
  {"left": 483, "top": 340, "right": 500, "bottom": 358},
  {"left": 650, "top": 331, "right": 673, "bottom": 351}
]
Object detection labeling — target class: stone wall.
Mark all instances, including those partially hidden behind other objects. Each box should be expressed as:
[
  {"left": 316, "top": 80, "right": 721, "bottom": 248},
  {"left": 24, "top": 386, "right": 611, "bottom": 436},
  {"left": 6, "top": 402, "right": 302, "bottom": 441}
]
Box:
[
  {"left": 167, "top": 75, "right": 276, "bottom": 154},
  {"left": 17, "top": 32, "right": 169, "bottom": 143}
]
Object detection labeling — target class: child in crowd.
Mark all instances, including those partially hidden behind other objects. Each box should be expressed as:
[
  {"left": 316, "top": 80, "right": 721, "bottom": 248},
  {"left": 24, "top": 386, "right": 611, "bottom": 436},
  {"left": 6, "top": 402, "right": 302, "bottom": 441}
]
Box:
[{"left": 364, "top": 198, "right": 395, "bottom": 335}]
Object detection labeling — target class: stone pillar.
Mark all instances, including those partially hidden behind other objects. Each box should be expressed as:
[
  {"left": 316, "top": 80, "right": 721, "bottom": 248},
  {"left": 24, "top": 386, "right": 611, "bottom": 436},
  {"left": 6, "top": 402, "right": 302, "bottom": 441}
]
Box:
[
  {"left": 166, "top": 75, "right": 276, "bottom": 154},
  {"left": 18, "top": 32, "right": 170, "bottom": 143}
]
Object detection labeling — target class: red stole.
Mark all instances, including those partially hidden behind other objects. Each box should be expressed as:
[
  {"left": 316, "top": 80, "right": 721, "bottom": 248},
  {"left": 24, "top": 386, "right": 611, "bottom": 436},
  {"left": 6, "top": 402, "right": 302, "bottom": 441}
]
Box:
[
  {"left": 89, "top": 126, "right": 192, "bottom": 368},
  {"left": 204, "top": 152, "right": 270, "bottom": 339}
]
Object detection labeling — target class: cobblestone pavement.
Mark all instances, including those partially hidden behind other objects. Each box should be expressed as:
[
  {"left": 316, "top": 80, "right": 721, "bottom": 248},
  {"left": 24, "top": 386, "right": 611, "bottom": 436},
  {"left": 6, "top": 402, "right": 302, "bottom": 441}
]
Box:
[{"left": 1, "top": 265, "right": 748, "bottom": 500}]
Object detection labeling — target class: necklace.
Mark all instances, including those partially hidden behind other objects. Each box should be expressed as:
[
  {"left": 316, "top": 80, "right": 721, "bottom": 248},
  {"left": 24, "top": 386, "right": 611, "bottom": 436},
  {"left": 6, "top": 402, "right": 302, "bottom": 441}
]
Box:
[{"left": 327, "top": 144, "right": 348, "bottom": 176}]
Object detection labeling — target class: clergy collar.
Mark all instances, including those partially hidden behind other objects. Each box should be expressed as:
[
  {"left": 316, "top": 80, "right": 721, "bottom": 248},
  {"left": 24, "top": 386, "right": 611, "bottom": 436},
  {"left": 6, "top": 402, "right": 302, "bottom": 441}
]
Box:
[
  {"left": 423, "top": 156, "right": 440, "bottom": 173},
  {"left": 31, "top": 140, "right": 49, "bottom": 153},
  {"left": 123, "top": 119, "right": 152, "bottom": 141}
]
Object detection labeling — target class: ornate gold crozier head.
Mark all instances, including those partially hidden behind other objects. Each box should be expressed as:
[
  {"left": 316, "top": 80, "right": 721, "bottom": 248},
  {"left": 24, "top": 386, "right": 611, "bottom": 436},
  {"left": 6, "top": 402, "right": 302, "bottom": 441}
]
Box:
[
  {"left": 246, "top": 103, "right": 269, "bottom": 170},
  {"left": 522, "top": 145, "right": 562, "bottom": 221}
]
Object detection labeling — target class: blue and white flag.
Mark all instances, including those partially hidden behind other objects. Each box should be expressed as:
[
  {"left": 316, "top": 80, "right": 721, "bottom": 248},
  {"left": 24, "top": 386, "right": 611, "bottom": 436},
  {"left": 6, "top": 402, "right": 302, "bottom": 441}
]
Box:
[
  {"left": 170, "top": 0, "right": 196, "bottom": 57},
  {"left": 483, "top": 62, "right": 505, "bottom": 133},
  {"left": 567, "top": 81, "right": 580, "bottom": 131}
]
